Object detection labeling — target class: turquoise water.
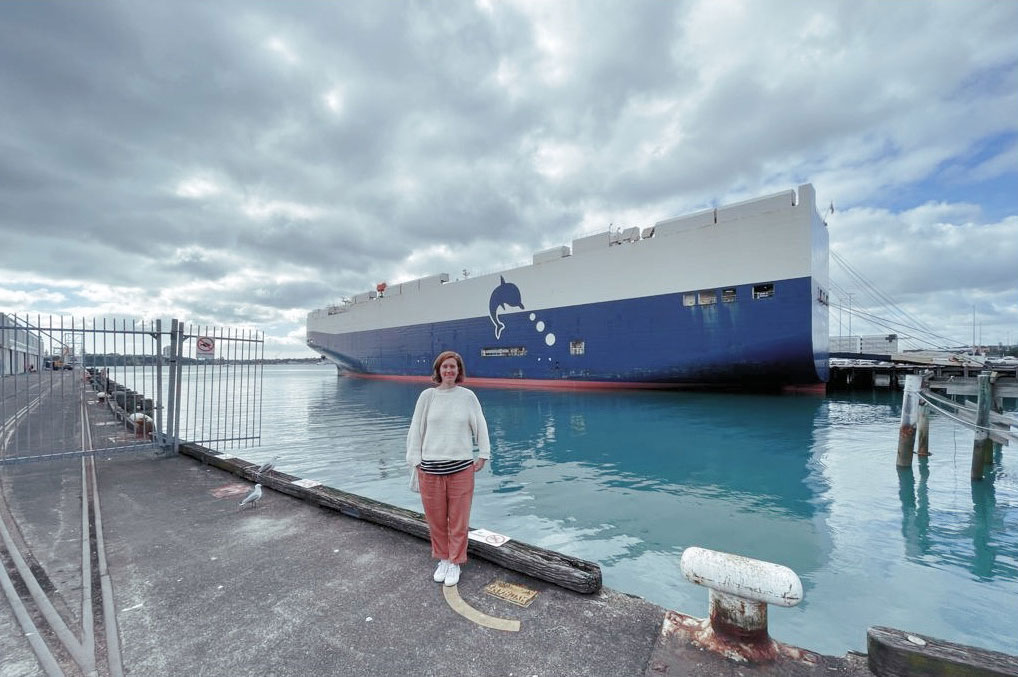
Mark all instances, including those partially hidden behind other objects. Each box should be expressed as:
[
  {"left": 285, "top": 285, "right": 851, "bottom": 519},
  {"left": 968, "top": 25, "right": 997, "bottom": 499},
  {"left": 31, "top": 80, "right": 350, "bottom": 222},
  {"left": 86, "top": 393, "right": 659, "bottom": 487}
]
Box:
[{"left": 246, "top": 365, "right": 1016, "bottom": 657}]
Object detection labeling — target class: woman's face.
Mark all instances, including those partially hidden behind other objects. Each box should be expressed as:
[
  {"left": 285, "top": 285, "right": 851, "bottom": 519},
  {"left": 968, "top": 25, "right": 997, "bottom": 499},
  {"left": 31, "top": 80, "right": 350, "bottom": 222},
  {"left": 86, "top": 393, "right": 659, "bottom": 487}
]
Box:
[{"left": 439, "top": 357, "right": 459, "bottom": 386}]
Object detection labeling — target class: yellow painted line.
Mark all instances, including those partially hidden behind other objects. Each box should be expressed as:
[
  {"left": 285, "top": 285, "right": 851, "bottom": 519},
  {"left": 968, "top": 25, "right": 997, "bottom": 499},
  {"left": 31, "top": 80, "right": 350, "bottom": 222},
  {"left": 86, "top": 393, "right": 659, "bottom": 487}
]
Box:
[{"left": 442, "top": 585, "right": 521, "bottom": 632}]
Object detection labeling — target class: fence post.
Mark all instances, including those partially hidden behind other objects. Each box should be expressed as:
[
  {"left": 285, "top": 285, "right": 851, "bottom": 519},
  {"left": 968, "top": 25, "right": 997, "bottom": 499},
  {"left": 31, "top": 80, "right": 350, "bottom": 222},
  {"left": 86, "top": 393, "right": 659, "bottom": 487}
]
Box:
[
  {"left": 165, "top": 319, "right": 178, "bottom": 450},
  {"left": 154, "top": 319, "right": 164, "bottom": 446},
  {"left": 896, "top": 374, "right": 922, "bottom": 468},
  {"left": 916, "top": 400, "right": 930, "bottom": 457},
  {"left": 971, "top": 371, "right": 992, "bottom": 481},
  {"left": 172, "top": 322, "right": 185, "bottom": 454}
]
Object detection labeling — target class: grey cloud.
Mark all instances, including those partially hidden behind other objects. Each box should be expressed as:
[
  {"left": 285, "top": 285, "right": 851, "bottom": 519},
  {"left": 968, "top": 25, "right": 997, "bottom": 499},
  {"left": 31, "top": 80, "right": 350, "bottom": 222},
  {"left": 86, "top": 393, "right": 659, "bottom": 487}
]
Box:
[
  {"left": 164, "top": 253, "right": 231, "bottom": 281},
  {"left": 218, "top": 279, "right": 336, "bottom": 311},
  {"left": 2, "top": 1, "right": 1017, "bottom": 352}
]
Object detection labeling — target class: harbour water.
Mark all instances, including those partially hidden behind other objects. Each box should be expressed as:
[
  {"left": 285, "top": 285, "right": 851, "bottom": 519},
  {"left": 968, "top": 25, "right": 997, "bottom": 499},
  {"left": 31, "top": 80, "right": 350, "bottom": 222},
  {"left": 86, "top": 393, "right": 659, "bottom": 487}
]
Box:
[{"left": 208, "top": 365, "right": 1016, "bottom": 656}]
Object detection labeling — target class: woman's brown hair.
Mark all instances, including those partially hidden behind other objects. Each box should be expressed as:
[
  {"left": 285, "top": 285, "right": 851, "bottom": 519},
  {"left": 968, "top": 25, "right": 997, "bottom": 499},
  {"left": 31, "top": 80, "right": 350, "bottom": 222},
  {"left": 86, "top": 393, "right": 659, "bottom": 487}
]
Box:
[{"left": 431, "top": 350, "right": 465, "bottom": 384}]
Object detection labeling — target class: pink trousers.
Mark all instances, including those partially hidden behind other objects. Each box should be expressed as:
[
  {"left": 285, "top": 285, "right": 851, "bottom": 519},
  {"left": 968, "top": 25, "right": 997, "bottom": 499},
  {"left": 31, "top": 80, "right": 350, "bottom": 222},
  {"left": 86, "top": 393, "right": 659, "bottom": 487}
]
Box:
[{"left": 418, "top": 467, "right": 475, "bottom": 565}]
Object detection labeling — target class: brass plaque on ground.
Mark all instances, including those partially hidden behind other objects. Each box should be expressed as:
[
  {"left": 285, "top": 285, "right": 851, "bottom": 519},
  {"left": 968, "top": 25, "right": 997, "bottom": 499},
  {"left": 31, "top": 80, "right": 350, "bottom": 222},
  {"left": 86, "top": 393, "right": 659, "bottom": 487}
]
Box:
[{"left": 483, "top": 581, "right": 538, "bottom": 608}]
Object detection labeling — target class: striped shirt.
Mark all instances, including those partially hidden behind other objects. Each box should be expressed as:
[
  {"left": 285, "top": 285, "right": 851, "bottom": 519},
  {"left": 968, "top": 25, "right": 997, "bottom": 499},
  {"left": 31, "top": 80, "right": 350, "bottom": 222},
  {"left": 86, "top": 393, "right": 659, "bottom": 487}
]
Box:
[{"left": 419, "top": 459, "right": 474, "bottom": 475}]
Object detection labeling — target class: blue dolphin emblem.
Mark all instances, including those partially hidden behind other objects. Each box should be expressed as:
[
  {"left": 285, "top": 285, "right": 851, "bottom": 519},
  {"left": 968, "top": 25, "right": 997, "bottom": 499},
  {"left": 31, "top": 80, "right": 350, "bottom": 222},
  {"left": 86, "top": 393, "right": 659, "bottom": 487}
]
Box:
[{"left": 489, "top": 276, "right": 524, "bottom": 339}]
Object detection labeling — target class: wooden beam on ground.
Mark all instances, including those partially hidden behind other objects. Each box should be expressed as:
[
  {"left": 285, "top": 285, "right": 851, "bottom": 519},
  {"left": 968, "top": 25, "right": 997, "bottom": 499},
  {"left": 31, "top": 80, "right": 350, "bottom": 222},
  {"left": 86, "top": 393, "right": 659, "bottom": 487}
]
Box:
[
  {"left": 867, "top": 626, "right": 1018, "bottom": 676},
  {"left": 178, "top": 442, "right": 602, "bottom": 594}
]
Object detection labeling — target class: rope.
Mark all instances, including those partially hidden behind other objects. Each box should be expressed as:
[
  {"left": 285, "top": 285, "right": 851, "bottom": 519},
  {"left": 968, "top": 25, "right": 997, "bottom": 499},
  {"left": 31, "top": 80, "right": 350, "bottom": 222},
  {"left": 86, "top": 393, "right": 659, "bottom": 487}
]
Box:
[{"left": 917, "top": 391, "right": 1016, "bottom": 438}]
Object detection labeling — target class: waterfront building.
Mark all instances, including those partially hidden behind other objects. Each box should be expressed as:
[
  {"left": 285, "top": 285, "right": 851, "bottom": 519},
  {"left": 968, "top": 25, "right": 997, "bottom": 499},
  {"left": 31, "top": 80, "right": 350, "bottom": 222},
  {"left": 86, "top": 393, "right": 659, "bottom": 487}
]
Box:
[{"left": 0, "top": 313, "right": 43, "bottom": 375}]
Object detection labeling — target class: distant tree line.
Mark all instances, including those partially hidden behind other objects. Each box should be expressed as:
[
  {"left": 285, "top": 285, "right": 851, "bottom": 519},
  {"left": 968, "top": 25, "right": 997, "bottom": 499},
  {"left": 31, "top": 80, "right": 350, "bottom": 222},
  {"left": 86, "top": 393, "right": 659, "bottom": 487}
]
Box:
[{"left": 78, "top": 355, "right": 323, "bottom": 367}]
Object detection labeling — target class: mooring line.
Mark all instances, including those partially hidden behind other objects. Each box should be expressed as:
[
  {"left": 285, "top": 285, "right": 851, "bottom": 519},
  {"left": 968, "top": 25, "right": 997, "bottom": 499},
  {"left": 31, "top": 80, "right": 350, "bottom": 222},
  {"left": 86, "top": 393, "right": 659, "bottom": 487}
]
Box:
[
  {"left": 442, "top": 584, "right": 521, "bottom": 632},
  {"left": 918, "top": 391, "right": 1018, "bottom": 438}
]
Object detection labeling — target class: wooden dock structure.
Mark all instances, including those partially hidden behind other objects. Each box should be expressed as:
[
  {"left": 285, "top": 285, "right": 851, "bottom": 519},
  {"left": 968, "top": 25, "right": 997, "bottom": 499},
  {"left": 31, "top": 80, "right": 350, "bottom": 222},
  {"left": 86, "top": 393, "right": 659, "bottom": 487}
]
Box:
[
  {"left": 894, "top": 369, "right": 1018, "bottom": 481},
  {"left": 829, "top": 354, "right": 1018, "bottom": 393}
]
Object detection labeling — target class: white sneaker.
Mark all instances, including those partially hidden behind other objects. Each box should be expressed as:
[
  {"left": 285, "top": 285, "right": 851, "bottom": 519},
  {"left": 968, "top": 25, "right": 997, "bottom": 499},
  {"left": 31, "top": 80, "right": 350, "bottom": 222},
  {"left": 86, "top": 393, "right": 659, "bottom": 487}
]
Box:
[
  {"left": 433, "top": 559, "right": 451, "bottom": 582},
  {"left": 444, "top": 563, "right": 461, "bottom": 587}
]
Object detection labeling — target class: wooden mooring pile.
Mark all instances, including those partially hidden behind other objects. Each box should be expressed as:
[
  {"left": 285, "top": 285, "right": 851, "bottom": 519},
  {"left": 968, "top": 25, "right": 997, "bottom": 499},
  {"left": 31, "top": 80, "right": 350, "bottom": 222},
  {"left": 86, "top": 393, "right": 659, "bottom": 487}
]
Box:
[{"left": 895, "top": 371, "right": 1018, "bottom": 480}]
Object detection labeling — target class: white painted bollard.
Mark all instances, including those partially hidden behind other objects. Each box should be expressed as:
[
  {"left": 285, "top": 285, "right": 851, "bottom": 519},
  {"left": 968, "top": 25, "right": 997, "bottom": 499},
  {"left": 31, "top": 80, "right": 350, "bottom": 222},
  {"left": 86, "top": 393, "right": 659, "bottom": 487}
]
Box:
[{"left": 680, "top": 547, "right": 802, "bottom": 646}]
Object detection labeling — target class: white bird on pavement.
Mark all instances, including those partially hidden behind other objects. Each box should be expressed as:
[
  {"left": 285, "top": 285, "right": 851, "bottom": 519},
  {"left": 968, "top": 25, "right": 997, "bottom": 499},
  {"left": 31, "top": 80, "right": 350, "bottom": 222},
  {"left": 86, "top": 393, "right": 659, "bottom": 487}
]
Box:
[{"left": 239, "top": 484, "right": 262, "bottom": 508}]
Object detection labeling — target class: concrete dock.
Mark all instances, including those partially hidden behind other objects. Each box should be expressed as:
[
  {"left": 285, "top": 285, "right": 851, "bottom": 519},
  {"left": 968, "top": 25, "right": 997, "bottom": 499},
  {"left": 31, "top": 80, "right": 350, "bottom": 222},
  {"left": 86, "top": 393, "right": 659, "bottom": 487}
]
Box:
[{"left": 0, "top": 372, "right": 1007, "bottom": 676}]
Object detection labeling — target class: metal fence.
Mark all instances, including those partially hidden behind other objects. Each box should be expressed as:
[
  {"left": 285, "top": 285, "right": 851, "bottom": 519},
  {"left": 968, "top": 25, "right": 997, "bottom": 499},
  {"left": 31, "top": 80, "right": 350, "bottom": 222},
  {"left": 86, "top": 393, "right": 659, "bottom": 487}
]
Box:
[{"left": 0, "top": 315, "right": 263, "bottom": 465}]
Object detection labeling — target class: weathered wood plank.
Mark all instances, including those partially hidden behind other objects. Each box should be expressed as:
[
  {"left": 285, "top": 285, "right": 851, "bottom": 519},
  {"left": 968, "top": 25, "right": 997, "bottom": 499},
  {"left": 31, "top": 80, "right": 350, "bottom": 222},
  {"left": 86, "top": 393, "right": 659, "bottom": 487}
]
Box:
[
  {"left": 867, "top": 626, "right": 1018, "bottom": 676},
  {"left": 919, "top": 389, "right": 1016, "bottom": 445},
  {"left": 917, "top": 400, "right": 930, "bottom": 457},
  {"left": 921, "top": 389, "right": 1018, "bottom": 426},
  {"left": 178, "top": 443, "right": 602, "bottom": 594},
  {"left": 927, "top": 378, "right": 1018, "bottom": 398}
]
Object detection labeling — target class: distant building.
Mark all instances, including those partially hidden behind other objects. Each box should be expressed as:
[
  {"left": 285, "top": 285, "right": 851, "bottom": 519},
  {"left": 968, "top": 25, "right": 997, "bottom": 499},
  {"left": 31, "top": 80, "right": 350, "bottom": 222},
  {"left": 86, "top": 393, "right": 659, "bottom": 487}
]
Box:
[
  {"left": 830, "top": 334, "right": 899, "bottom": 355},
  {"left": 829, "top": 335, "right": 861, "bottom": 354},
  {"left": 1, "top": 313, "right": 43, "bottom": 375}
]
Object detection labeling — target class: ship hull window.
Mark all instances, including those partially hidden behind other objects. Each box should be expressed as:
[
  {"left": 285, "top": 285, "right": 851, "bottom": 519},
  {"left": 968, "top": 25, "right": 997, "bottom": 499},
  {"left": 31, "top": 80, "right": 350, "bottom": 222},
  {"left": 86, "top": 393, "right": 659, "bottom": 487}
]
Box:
[{"left": 697, "top": 290, "right": 717, "bottom": 305}]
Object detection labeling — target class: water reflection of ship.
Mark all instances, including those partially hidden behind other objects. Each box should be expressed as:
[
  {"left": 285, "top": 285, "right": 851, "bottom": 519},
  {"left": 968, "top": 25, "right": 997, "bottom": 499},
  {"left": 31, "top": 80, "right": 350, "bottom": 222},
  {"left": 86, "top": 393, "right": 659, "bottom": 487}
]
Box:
[
  {"left": 329, "top": 377, "right": 834, "bottom": 578},
  {"left": 898, "top": 457, "right": 1016, "bottom": 581}
]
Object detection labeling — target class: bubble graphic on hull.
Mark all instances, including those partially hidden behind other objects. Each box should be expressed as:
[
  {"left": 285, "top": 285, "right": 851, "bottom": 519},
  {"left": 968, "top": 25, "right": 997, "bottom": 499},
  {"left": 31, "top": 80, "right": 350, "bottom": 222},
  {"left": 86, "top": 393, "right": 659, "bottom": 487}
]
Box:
[{"left": 528, "top": 311, "right": 556, "bottom": 349}]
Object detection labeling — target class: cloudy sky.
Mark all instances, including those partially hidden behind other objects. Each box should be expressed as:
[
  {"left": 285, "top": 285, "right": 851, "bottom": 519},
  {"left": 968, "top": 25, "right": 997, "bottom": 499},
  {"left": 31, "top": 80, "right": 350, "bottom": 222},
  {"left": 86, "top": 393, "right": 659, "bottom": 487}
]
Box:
[{"left": 1, "top": 0, "right": 1016, "bottom": 357}]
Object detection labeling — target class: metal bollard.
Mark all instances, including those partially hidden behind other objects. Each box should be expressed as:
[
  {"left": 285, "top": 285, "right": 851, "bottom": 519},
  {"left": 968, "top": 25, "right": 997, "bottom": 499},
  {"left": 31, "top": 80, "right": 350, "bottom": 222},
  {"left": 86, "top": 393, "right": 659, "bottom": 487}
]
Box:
[{"left": 680, "top": 547, "right": 802, "bottom": 660}]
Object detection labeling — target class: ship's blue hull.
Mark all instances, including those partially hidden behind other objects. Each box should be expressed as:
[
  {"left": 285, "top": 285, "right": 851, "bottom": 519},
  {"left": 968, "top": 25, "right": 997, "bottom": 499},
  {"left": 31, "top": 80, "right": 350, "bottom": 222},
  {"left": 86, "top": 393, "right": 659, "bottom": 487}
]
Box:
[{"left": 308, "top": 275, "right": 828, "bottom": 388}]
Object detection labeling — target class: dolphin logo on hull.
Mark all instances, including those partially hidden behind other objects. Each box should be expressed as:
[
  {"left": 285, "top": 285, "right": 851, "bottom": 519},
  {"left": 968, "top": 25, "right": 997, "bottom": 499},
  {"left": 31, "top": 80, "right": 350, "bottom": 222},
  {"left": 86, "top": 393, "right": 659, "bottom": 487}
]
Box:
[{"left": 489, "top": 276, "right": 524, "bottom": 339}]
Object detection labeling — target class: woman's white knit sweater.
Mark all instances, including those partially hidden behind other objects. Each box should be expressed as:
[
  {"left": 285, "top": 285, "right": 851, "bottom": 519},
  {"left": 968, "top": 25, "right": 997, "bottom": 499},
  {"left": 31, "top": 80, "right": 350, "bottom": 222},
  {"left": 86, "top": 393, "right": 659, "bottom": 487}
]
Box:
[{"left": 406, "top": 386, "right": 490, "bottom": 467}]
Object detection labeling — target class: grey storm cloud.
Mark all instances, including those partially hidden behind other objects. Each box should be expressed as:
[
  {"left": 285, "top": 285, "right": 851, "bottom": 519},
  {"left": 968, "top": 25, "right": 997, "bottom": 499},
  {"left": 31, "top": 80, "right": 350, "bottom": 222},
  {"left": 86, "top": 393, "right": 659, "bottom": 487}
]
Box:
[{"left": 1, "top": 1, "right": 1017, "bottom": 352}]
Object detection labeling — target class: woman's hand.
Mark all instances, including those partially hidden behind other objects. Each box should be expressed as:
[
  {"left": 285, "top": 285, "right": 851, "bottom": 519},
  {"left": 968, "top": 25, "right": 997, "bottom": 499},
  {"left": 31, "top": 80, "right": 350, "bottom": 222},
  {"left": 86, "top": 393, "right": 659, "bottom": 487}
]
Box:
[{"left": 474, "top": 458, "right": 486, "bottom": 472}]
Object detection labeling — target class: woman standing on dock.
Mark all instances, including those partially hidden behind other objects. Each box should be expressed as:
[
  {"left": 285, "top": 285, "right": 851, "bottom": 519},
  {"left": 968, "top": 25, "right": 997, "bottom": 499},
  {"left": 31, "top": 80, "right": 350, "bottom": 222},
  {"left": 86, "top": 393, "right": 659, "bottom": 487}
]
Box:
[{"left": 406, "top": 350, "right": 491, "bottom": 587}]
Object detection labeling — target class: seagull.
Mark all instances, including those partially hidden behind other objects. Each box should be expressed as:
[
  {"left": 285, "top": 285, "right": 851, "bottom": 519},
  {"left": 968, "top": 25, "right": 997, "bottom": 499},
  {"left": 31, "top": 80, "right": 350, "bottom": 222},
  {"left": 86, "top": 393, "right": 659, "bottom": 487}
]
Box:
[
  {"left": 255, "top": 456, "right": 279, "bottom": 476},
  {"left": 239, "top": 484, "right": 262, "bottom": 508}
]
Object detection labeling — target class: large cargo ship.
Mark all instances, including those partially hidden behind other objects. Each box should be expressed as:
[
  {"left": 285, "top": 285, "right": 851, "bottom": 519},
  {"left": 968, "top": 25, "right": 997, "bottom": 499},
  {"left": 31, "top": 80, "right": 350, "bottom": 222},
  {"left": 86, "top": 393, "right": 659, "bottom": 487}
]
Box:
[{"left": 307, "top": 184, "right": 829, "bottom": 390}]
